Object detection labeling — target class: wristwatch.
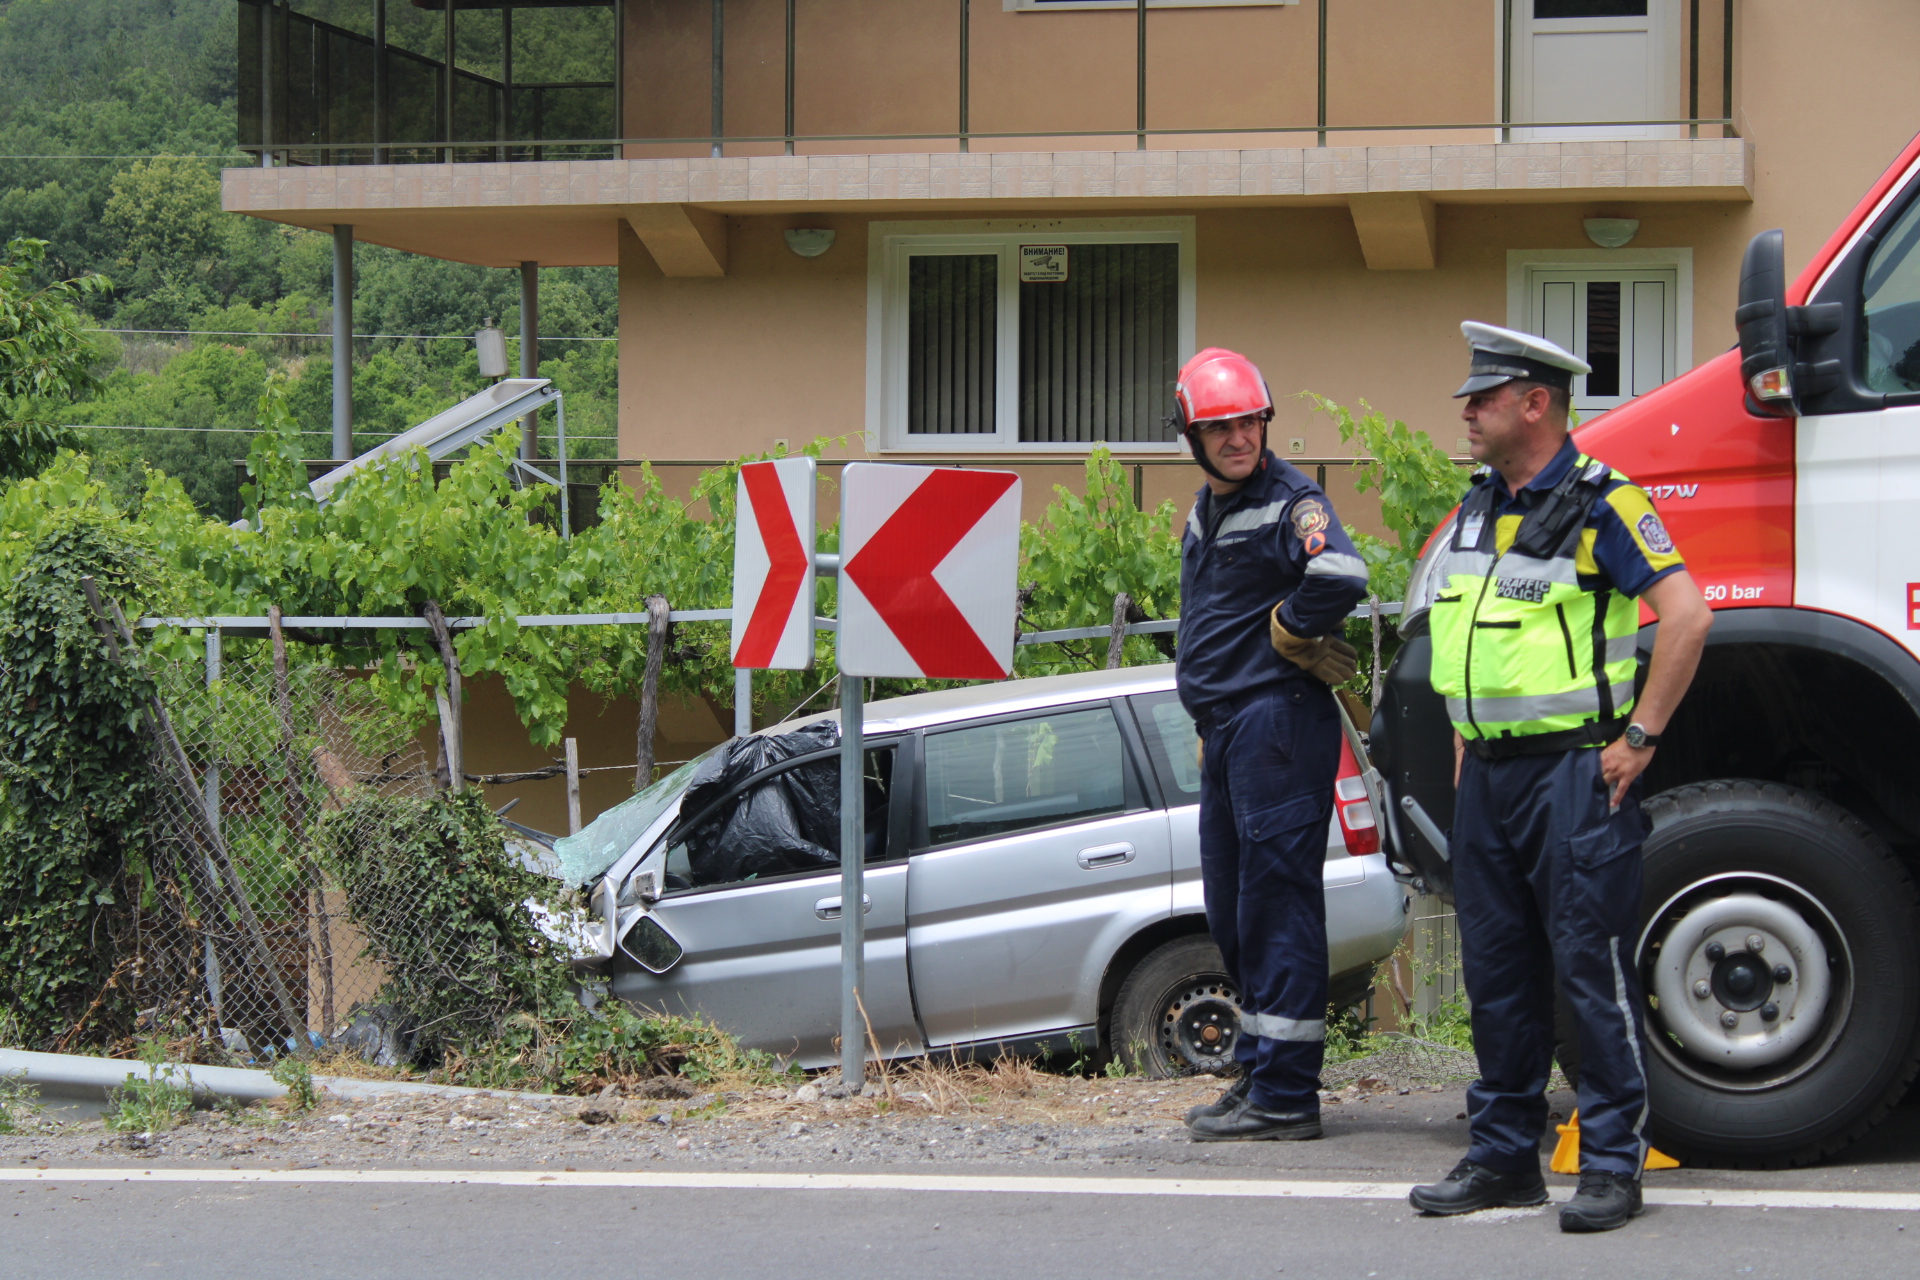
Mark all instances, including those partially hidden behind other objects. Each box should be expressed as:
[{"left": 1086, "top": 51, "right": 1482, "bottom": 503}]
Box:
[{"left": 1623, "top": 723, "right": 1662, "bottom": 750}]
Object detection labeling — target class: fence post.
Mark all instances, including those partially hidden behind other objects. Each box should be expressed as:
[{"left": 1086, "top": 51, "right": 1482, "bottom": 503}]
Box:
[
  {"left": 201, "top": 627, "right": 225, "bottom": 1024},
  {"left": 636, "top": 595, "right": 670, "bottom": 789},
  {"left": 1106, "top": 592, "right": 1132, "bottom": 669},
  {"left": 565, "top": 737, "right": 582, "bottom": 834},
  {"left": 270, "top": 605, "right": 333, "bottom": 1040},
  {"left": 1370, "top": 592, "right": 1384, "bottom": 710},
  {"left": 422, "top": 600, "right": 464, "bottom": 790}
]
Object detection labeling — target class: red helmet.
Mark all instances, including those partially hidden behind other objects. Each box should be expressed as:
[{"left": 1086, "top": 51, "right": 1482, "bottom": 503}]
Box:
[{"left": 1174, "top": 348, "right": 1273, "bottom": 428}]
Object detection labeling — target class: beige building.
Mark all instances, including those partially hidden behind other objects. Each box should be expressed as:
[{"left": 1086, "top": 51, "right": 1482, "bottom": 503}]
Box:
[
  {"left": 226, "top": 0, "right": 1919, "bottom": 829},
  {"left": 228, "top": 0, "right": 1920, "bottom": 525}
]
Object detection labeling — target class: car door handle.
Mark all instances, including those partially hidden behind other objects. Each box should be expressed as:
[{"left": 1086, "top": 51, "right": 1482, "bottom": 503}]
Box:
[
  {"left": 1077, "top": 842, "right": 1136, "bottom": 869},
  {"left": 814, "top": 895, "right": 872, "bottom": 920}
]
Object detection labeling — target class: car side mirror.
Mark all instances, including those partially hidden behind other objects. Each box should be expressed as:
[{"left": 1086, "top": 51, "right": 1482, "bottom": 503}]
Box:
[
  {"left": 618, "top": 912, "right": 685, "bottom": 975},
  {"left": 1737, "top": 229, "right": 1796, "bottom": 417}
]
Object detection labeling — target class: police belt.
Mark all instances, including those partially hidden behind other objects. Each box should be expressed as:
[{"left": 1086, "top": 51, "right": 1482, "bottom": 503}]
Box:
[{"left": 1462, "top": 717, "right": 1628, "bottom": 761}]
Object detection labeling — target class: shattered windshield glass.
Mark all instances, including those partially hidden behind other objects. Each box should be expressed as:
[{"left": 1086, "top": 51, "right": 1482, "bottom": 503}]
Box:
[{"left": 552, "top": 744, "right": 724, "bottom": 886}]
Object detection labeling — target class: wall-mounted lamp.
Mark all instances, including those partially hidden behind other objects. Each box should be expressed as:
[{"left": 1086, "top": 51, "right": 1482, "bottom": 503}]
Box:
[
  {"left": 785, "top": 229, "right": 836, "bottom": 258},
  {"left": 475, "top": 318, "right": 508, "bottom": 379},
  {"left": 1584, "top": 218, "right": 1640, "bottom": 249}
]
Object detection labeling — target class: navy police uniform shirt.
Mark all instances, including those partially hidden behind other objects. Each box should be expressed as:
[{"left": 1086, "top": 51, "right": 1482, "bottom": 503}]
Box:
[
  {"left": 1474, "top": 436, "right": 1687, "bottom": 597},
  {"left": 1176, "top": 451, "right": 1370, "bottom": 726}
]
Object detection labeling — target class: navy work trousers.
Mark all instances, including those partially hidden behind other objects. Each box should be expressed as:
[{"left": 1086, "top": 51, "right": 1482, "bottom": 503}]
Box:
[
  {"left": 1198, "top": 684, "right": 1341, "bottom": 1113},
  {"left": 1452, "top": 746, "right": 1652, "bottom": 1178}
]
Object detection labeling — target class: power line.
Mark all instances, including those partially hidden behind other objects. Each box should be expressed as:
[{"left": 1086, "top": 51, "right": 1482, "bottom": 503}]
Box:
[
  {"left": 89, "top": 328, "right": 616, "bottom": 342},
  {"left": 62, "top": 423, "right": 619, "bottom": 441},
  {"left": 0, "top": 154, "right": 251, "bottom": 161}
]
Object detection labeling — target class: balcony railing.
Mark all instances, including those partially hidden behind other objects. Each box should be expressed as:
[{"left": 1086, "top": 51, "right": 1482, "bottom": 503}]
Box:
[
  {"left": 238, "top": 0, "right": 619, "bottom": 166},
  {"left": 239, "top": 0, "right": 1736, "bottom": 168}
]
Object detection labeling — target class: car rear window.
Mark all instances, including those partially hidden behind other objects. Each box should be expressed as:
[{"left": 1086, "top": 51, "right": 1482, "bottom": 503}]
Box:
[
  {"left": 1127, "top": 689, "right": 1201, "bottom": 803},
  {"left": 922, "top": 706, "right": 1128, "bottom": 845}
]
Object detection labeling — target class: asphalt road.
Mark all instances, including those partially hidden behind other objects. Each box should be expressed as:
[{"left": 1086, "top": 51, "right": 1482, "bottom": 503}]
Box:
[
  {"left": 7, "top": 1087, "right": 1920, "bottom": 1280},
  {"left": 4, "top": 1169, "right": 1918, "bottom": 1280}
]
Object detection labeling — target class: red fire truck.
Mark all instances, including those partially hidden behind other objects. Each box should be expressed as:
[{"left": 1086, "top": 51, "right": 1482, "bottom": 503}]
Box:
[{"left": 1374, "top": 131, "right": 1920, "bottom": 1168}]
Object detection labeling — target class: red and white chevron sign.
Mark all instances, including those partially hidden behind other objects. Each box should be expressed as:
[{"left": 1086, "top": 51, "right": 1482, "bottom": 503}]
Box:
[
  {"left": 838, "top": 464, "right": 1022, "bottom": 679},
  {"left": 731, "top": 457, "right": 817, "bottom": 670}
]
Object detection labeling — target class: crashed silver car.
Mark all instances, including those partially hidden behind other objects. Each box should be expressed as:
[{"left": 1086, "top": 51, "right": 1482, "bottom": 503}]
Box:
[{"left": 561, "top": 665, "right": 1409, "bottom": 1074}]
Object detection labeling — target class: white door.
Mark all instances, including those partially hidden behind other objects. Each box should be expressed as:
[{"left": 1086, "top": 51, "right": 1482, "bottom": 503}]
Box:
[
  {"left": 1797, "top": 178, "right": 1920, "bottom": 656},
  {"left": 1526, "top": 266, "right": 1680, "bottom": 412},
  {"left": 1511, "top": 0, "right": 1682, "bottom": 141}
]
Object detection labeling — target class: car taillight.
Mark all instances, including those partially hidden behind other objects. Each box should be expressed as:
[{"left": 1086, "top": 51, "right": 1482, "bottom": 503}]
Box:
[{"left": 1333, "top": 736, "right": 1379, "bottom": 856}]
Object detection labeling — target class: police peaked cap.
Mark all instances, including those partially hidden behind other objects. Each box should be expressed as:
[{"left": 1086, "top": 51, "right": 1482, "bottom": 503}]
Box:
[{"left": 1454, "top": 321, "right": 1592, "bottom": 397}]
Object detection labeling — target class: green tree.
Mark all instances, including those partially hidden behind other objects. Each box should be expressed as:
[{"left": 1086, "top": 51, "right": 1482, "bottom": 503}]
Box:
[{"left": 0, "top": 236, "right": 110, "bottom": 480}]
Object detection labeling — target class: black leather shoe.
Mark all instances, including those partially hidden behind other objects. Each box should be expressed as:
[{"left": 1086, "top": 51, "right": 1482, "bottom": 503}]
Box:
[
  {"left": 1559, "top": 1170, "right": 1645, "bottom": 1233},
  {"left": 1186, "top": 1097, "right": 1322, "bottom": 1142},
  {"left": 1183, "top": 1074, "right": 1251, "bottom": 1125},
  {"left": 1407, "top": 1159, "right": 1549, "bottom": 1215}
]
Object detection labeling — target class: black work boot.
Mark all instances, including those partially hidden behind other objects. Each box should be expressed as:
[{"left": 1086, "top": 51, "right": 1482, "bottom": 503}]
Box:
[
  {"left": 1559, "top": 1170, "right": 1645, "bottom": 1232},
  {"left": 1407, "top": 1159, "right": 1549, "bottom": 1215},
  {"left": 1186, "top": 1097, "right": 1322, "bottom": 1142},
  {"left": 1183, "top": 1073, "right": 1251, "bottom": 1125}
]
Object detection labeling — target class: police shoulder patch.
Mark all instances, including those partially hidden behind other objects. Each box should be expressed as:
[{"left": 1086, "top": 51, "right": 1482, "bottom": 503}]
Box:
[
  {"left": 1636, "top": 511, "right": 1675, "bottom": 555},
  {"left": 1291, "top": 497, "right": 1331, "bottom": 539}
]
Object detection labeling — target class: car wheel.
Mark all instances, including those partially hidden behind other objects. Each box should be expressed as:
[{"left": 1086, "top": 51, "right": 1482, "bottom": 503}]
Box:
[
  {"left": 1110, "top": 935, "right": 1245, "bottom": 1078},
  {"left": 1638, "top": 781, "right": 1920, "bottom": 1168}
]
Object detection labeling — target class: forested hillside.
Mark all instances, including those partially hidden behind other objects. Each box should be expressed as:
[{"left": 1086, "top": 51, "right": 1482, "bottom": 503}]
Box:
[{"left": 0, "top": 0, "right": 619, "bottom": 517}]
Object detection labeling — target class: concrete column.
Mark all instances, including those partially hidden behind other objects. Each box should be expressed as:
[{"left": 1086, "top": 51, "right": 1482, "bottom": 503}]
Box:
[
  {"left": 519, "top": 261, "right": 539, "bottom": 460},
  {"left": 332, "top": 224, "right": 354, "bottom": 462}
]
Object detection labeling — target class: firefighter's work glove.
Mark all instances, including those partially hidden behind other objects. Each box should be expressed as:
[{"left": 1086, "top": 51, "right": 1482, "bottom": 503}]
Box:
[{"left": 1269, "top": 603, "right": 1359, "bottom": 686}]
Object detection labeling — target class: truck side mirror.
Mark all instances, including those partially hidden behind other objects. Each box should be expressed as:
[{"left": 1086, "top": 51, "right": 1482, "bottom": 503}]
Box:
[{"left": 1736, "top": 229, "right": 1796, "bottom": 417}]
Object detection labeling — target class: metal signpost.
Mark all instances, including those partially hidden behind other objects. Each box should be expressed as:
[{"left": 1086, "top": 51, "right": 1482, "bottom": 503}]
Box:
[{"left": 731, "top": 459, "right": 1021, "bottom": 1089}]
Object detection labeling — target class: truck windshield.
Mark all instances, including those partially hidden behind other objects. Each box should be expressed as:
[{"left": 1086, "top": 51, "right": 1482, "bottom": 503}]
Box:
[{"left": 1864, "top": 194, "right": 1920, "bottom": 394}]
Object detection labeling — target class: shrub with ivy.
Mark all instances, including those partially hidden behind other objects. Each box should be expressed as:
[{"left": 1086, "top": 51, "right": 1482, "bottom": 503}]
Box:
[
  {"left": 0, "top": 515, "right": 159, "bottom": 1047},
  {"left": 313, "top": 786, "right": 576, "bottom": 1062}
]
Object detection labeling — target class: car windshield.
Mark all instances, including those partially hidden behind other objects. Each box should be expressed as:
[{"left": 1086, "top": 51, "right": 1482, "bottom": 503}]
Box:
[{"left": 551, "top": 744, "right": 722, "bottom": 886}]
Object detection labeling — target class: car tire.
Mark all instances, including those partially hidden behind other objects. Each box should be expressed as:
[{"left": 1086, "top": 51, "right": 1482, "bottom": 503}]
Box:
[
  {"left": 1638, "top": 780, "right": 1920, "bottom": 1168},
  {"left": 1109, "top": 935, "right": 1244, "bottom": 1078}
]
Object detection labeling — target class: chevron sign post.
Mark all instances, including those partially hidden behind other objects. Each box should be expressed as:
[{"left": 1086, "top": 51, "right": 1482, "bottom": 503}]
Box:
[
  {"left": 837, "top": 463, "right": 1022, "bottom": 679},
  {"left": 725, "top": 458, "right": 1019, "bottom": 1094},
  {"left": 730, "top": 457, "right": 817, "bottom": 670}
]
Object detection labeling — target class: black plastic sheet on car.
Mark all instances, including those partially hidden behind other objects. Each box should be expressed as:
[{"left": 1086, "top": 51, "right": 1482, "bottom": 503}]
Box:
[{"left": 677, "top": 720, "right": 843, "bottom": 887}]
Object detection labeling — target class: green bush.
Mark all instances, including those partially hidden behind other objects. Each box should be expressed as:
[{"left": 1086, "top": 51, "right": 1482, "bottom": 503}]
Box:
[
  {"left": 0, "top": 514, "right": 159, "bottom": 1047},
  {"left": 313, "top": 787, "right": 576, "bottom": 1063}
]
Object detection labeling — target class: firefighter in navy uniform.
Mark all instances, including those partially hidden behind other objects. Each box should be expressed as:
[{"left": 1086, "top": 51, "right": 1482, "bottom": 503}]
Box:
[
  {"left": 1171, "top": 348, "right": 1371, "bottom": 1141},
  {"left": 1407, "top": 323, "right": 1711, "bottom": 1232}
]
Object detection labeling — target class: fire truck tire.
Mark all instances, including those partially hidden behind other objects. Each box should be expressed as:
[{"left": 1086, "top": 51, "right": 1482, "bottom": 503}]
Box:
[{"left": 1637, "top": 780, "right": 1920, "bottom": 1168}]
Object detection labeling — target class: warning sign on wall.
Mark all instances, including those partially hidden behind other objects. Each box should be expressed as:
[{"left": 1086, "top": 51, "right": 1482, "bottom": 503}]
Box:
[{"left": 1019, "top": 245, "right": 1068, "bottom": 283}]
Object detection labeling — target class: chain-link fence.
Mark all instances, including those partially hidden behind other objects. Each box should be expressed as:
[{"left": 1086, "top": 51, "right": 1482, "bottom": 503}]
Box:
[{"left": 128, "top": 638, "right": 439, "bottom": 1057}]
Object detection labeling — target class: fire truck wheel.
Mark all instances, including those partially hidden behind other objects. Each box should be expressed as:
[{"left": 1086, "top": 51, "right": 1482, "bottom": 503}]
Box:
[{"left": 1637, "top": 780, "right": 1920, "bottom": 1168}]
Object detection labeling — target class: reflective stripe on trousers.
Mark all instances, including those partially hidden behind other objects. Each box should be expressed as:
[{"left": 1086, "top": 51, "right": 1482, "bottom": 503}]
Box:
[{"left": 1241, "top": 1012, "right": 1328, "bottom": 1042}]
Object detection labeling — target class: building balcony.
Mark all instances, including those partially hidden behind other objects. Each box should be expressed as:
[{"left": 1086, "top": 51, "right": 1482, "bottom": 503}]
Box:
[
  {"left": 239, "top": 1, "right": 1740, "bottom": 170},
  {"left": 222, "top": 136, "right": 1752, "bottom": 271}
]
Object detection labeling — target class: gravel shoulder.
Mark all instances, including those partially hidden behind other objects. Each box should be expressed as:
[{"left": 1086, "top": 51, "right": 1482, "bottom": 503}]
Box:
[{"left": 8, "top": 1066, "right": 1919, "bottom": 1196}]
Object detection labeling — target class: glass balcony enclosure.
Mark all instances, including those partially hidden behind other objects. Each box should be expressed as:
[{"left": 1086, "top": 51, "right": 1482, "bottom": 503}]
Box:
[
  {"left": 238, "top": 0, "right": 618, "bottom": 165},
  {"left": 236, "top": 0, "right": 1736, "bottom": 167}
]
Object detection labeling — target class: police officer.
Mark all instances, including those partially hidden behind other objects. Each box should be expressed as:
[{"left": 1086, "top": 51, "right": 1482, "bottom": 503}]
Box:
[
  {"left": 1172, "top": 348, "right": 1371, "bottom": 1141},
  {"left": 1407, "top": 323, "right": 1711, "bottom": 1231}
]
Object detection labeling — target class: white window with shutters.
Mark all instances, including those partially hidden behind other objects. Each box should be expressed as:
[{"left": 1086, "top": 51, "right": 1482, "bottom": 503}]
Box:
[
  {"left": 1507, "top": 248, "right": 1692, "bottom": 414},
  {"left": 867, "top": 218, "right": 1196, "bottom": 453}
]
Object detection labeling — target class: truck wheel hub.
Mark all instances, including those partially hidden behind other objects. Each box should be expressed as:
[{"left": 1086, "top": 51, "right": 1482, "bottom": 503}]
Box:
[{"left": 1650, "top": 890, "right": 1831, "bottom": 1070}]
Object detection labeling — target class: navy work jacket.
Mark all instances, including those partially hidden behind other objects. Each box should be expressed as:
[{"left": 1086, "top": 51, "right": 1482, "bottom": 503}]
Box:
[{"left": 1175, "top": 451, "right": 1370, "bottom": 727}]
